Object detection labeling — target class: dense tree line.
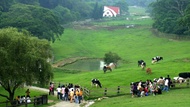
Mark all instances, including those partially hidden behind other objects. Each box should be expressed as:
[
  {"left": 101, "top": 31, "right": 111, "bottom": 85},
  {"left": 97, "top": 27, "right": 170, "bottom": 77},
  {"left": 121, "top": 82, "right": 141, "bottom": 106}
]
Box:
[
  {"left": 83, "top": 0, "right": 156, "bottom": 7},
  {"left": 2, "top": 0, "right": 167, "bottom": 43},
  {"left": 0, "top": 0, "right": 130, "bottom": 41},
  {"left": 0, "top": 0, "right": 64, "bottom": 42},
  {"left": 0, "top": 3, "right": 63, "bottom": 42},
  {"left": 127, "top": 0, "right": 156, "bottom": 7},
  {"left": 150, "top": 0, "right": 190, "bottom": 36},
  {"left": 0, "top": 0, "right": 134, "bottom": 42}
]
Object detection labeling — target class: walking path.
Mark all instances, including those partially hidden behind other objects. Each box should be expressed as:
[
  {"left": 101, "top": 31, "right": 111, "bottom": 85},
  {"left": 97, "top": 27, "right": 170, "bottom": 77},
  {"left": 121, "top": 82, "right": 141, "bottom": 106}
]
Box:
[{"left": 26, "top": 86, "right": 84, "bottom": 107}]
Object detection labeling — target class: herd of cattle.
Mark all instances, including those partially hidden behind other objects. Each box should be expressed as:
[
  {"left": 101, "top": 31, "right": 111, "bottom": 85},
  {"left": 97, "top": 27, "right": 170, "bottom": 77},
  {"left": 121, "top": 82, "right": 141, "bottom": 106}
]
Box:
[
  {"left": 91, "top": 56, "right": 190, "bottom": 88},
  {"left": 139, "top": 56, "right": 190, "bottom": 84},
  {"left": 138, "top": 56, "right": 163, "bottom": 69}
]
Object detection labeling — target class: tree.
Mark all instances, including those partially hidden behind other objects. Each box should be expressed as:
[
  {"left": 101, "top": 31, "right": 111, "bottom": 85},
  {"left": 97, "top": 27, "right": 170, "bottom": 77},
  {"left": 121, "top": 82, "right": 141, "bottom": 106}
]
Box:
[
  {"left": 150, "top": 0, "right": 190, "bottom": 35},
  {"left": 92, "top": 2, "right": 103, "bottom": 20},
  {"left": 52, "top": 5, "right": 77, "bottom": 24},
  {"left": 0, "top": 0, "right": 14, "bottom": 12},
  {"left": 114, "top": 0, "right": 129, "bottom": 15},
  {"left": 16, "top": 0, "right": 39, "bottom": 5},
  {"left": 104, "top": 52, "right": 121, "bottom": 68},
  {"left": 179, "top": 4, "right": 190, "bottom": 35},
  {"left": 0, "top": 3, "right": 64, "bottom": 42},
  {"left": 39, "top": 0, "right": 59, "bottom": 9},
  {"left": 0, "top": 27, "right": 53, "bottom": 102}
]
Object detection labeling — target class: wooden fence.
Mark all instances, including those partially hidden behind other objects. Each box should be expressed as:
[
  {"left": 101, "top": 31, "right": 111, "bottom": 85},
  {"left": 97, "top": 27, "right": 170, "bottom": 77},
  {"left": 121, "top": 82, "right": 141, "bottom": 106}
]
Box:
[
  {"left": 0, "top": 94, "right": 48, "bottom": 107},
  {"left": 83, "top": 81, "right": 190, "bottom": 99},
  {"left": 83, "top": 86, "right": 131, "bottom": 99}
]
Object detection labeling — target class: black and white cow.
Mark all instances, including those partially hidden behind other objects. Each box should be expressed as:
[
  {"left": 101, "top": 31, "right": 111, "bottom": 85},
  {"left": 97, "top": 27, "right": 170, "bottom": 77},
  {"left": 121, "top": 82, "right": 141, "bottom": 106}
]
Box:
[
  {"left": 152, "top": 56, "right": 163, "bottom": 64},
  {"left": 138, "top": 60, "right": 146, "bottom": 69},
  {"left": 138, "top": 60, "right": 144, "bottom": 67},
  {"left": 91, "top": 78, "right": 102, "bottom": 88},
  {"left": 173, "top": 76, "right": 186, "bottom": 84}
]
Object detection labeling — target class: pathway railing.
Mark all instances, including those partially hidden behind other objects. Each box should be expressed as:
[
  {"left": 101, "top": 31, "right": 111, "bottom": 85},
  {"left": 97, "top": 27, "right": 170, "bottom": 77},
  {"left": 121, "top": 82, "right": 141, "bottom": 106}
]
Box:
[{"left": 0, "top": 94, "right": 48, "bottom": 107}]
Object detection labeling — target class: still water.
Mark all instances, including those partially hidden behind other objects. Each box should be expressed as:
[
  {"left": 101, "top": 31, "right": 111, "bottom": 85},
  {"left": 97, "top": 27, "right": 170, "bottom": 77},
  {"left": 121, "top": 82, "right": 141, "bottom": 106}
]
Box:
[{"left": 60, "top": 59, "right": 104, "bottom": 71}]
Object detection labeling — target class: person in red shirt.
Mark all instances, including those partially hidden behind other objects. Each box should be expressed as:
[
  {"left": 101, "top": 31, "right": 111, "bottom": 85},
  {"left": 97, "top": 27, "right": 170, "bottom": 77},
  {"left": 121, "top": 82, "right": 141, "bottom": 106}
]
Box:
[{"left": 144, "top": 86, "right": 149, "bottom": 96}]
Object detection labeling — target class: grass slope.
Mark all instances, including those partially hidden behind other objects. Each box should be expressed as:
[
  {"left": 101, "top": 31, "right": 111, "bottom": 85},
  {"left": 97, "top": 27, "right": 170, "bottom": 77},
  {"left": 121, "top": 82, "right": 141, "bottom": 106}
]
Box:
[
  {"left": 50, "top": 16, "right": 190, "bottom": 106},
  {"left": 90, "top": 88, "right": 190, "bottom": 107}
]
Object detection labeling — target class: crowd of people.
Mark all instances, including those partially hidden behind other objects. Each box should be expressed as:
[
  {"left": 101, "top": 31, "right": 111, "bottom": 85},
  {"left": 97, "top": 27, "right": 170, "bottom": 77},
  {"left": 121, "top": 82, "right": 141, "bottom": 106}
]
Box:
[
  {"left": 14, "top": 89, "right": 31, "bottom": 104},
  {"left": 130, "top": 75, "right": 172, "bottom": 97},
  {"left": 49, "top": 82, "right": 83, "bottom": 104}
]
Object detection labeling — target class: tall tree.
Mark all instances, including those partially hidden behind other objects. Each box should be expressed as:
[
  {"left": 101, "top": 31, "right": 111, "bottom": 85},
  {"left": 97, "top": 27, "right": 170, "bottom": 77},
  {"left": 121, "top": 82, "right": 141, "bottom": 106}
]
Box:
[
  {"left": 0, "top": 27, "right": 53, "bottom": 102},
  {"left": 92, "top": 2, "right": 103, "bottom": 20}
]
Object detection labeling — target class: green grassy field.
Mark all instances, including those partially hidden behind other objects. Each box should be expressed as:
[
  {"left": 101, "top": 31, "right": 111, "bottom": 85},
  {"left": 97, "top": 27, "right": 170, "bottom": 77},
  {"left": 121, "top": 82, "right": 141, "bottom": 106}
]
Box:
[
  {"left": 90, "top": 87, "right": 190, "bottom": 107},
  {"left": 50, "top": 11, "right": 190, "bottom": 106}
]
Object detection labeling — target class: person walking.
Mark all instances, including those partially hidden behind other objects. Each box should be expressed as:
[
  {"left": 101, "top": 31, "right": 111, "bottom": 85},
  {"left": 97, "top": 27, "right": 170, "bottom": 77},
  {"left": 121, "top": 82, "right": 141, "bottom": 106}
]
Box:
[
  {"left": 69, "top": 89, "right": 74, "bottom": 103},
  {"left": 56, "top": 85, "right": 62, "bottom": 99},
  {"left": 25, "top": 89, "right": 30, "bottom": 97},
  {"left": 61, "top": 86, "right": 65, "bottom": 100},
  {"left": 78, "top": 88, "right": 83, "bottom": 104},
  {"left": 75, "top": 89, "right": 80, "bottom": 104},
  {"left": 64, "top": 87, "right": 69, "bottom": 101}
]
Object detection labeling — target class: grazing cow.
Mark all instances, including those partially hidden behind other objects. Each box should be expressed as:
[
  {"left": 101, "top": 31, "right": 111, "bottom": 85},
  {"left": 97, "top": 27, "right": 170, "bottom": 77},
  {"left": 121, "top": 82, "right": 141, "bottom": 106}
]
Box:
[
  {"left": 141, "top": 62, "right": 146, "bottom": 70},
  {"left": 138, "top": 60, "right": 146, "bottom": 69},
  {"left": 103, "top": 65, "right": 112, "bottom": 73},
  {"left": 152, "top": 56, "right": 163, "bottom": 64},
  {"left": 91, "top": 79, "right": 102, "bottom": 88},
  {"left": 179, "top": 72, "right": 190, "bottom": 78},
  {"left": 138, "top": 60, "right": 144, "bottom": 67}
]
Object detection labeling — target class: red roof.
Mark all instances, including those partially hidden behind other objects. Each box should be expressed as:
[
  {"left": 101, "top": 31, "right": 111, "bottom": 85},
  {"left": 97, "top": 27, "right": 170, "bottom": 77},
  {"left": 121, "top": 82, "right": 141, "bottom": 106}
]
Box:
[{"left": 106, "top": 6, "right": 120, "bottom": 14}]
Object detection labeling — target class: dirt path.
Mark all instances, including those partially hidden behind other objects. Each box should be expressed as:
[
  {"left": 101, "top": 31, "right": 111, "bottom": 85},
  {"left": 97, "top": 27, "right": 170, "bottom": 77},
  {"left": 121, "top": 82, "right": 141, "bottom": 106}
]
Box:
[
  {"left": 27, "top": 86, "right": 80, "bottom": 107},
  {"left": 27, "top": 86, "right": 94, "bottom": 107}
]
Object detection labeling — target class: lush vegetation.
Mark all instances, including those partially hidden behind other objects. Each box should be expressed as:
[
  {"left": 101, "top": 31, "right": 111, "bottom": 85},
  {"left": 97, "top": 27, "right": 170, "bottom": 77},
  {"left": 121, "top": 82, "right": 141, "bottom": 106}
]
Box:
[
  {"left": 0, "top": 27, "right": 53, "bottom": 101},
  {"left": 103, "top": 52, "right": 121, "bottom": 65},
  {"left": 150, "top": 0, "right": 190, "bottom": 36},
  {"left": 0, "top": 3, "right": 64, "bottom": 42}
]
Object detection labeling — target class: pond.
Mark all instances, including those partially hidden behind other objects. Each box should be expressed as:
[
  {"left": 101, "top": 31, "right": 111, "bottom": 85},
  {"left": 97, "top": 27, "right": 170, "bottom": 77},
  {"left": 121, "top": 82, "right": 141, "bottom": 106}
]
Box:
[{"left": 60, "top": 59, "right": 105, "bottom": 71}]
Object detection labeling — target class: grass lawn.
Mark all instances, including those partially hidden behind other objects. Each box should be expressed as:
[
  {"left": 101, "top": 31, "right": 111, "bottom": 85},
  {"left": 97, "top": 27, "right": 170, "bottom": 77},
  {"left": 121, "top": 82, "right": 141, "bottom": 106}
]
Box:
[
  {"left": 90, "top": 87, "right": 190, "bottom": 107},
  {"left": 50, "top": 14, "right": 190, "bottom": 106}
]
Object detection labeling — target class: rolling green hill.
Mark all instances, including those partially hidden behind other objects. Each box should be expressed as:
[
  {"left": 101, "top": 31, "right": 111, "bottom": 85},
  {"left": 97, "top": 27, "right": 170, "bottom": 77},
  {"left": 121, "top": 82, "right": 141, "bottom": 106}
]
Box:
[{"left": 50, "top": 8, "right": 190, "bottom": 107}]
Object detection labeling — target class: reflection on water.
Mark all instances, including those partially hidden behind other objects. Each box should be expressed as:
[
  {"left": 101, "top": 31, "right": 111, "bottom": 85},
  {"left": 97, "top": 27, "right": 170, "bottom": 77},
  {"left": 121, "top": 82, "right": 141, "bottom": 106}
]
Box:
[{"left": 61, "top": 59, "right": 103, "bottom": 71}]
